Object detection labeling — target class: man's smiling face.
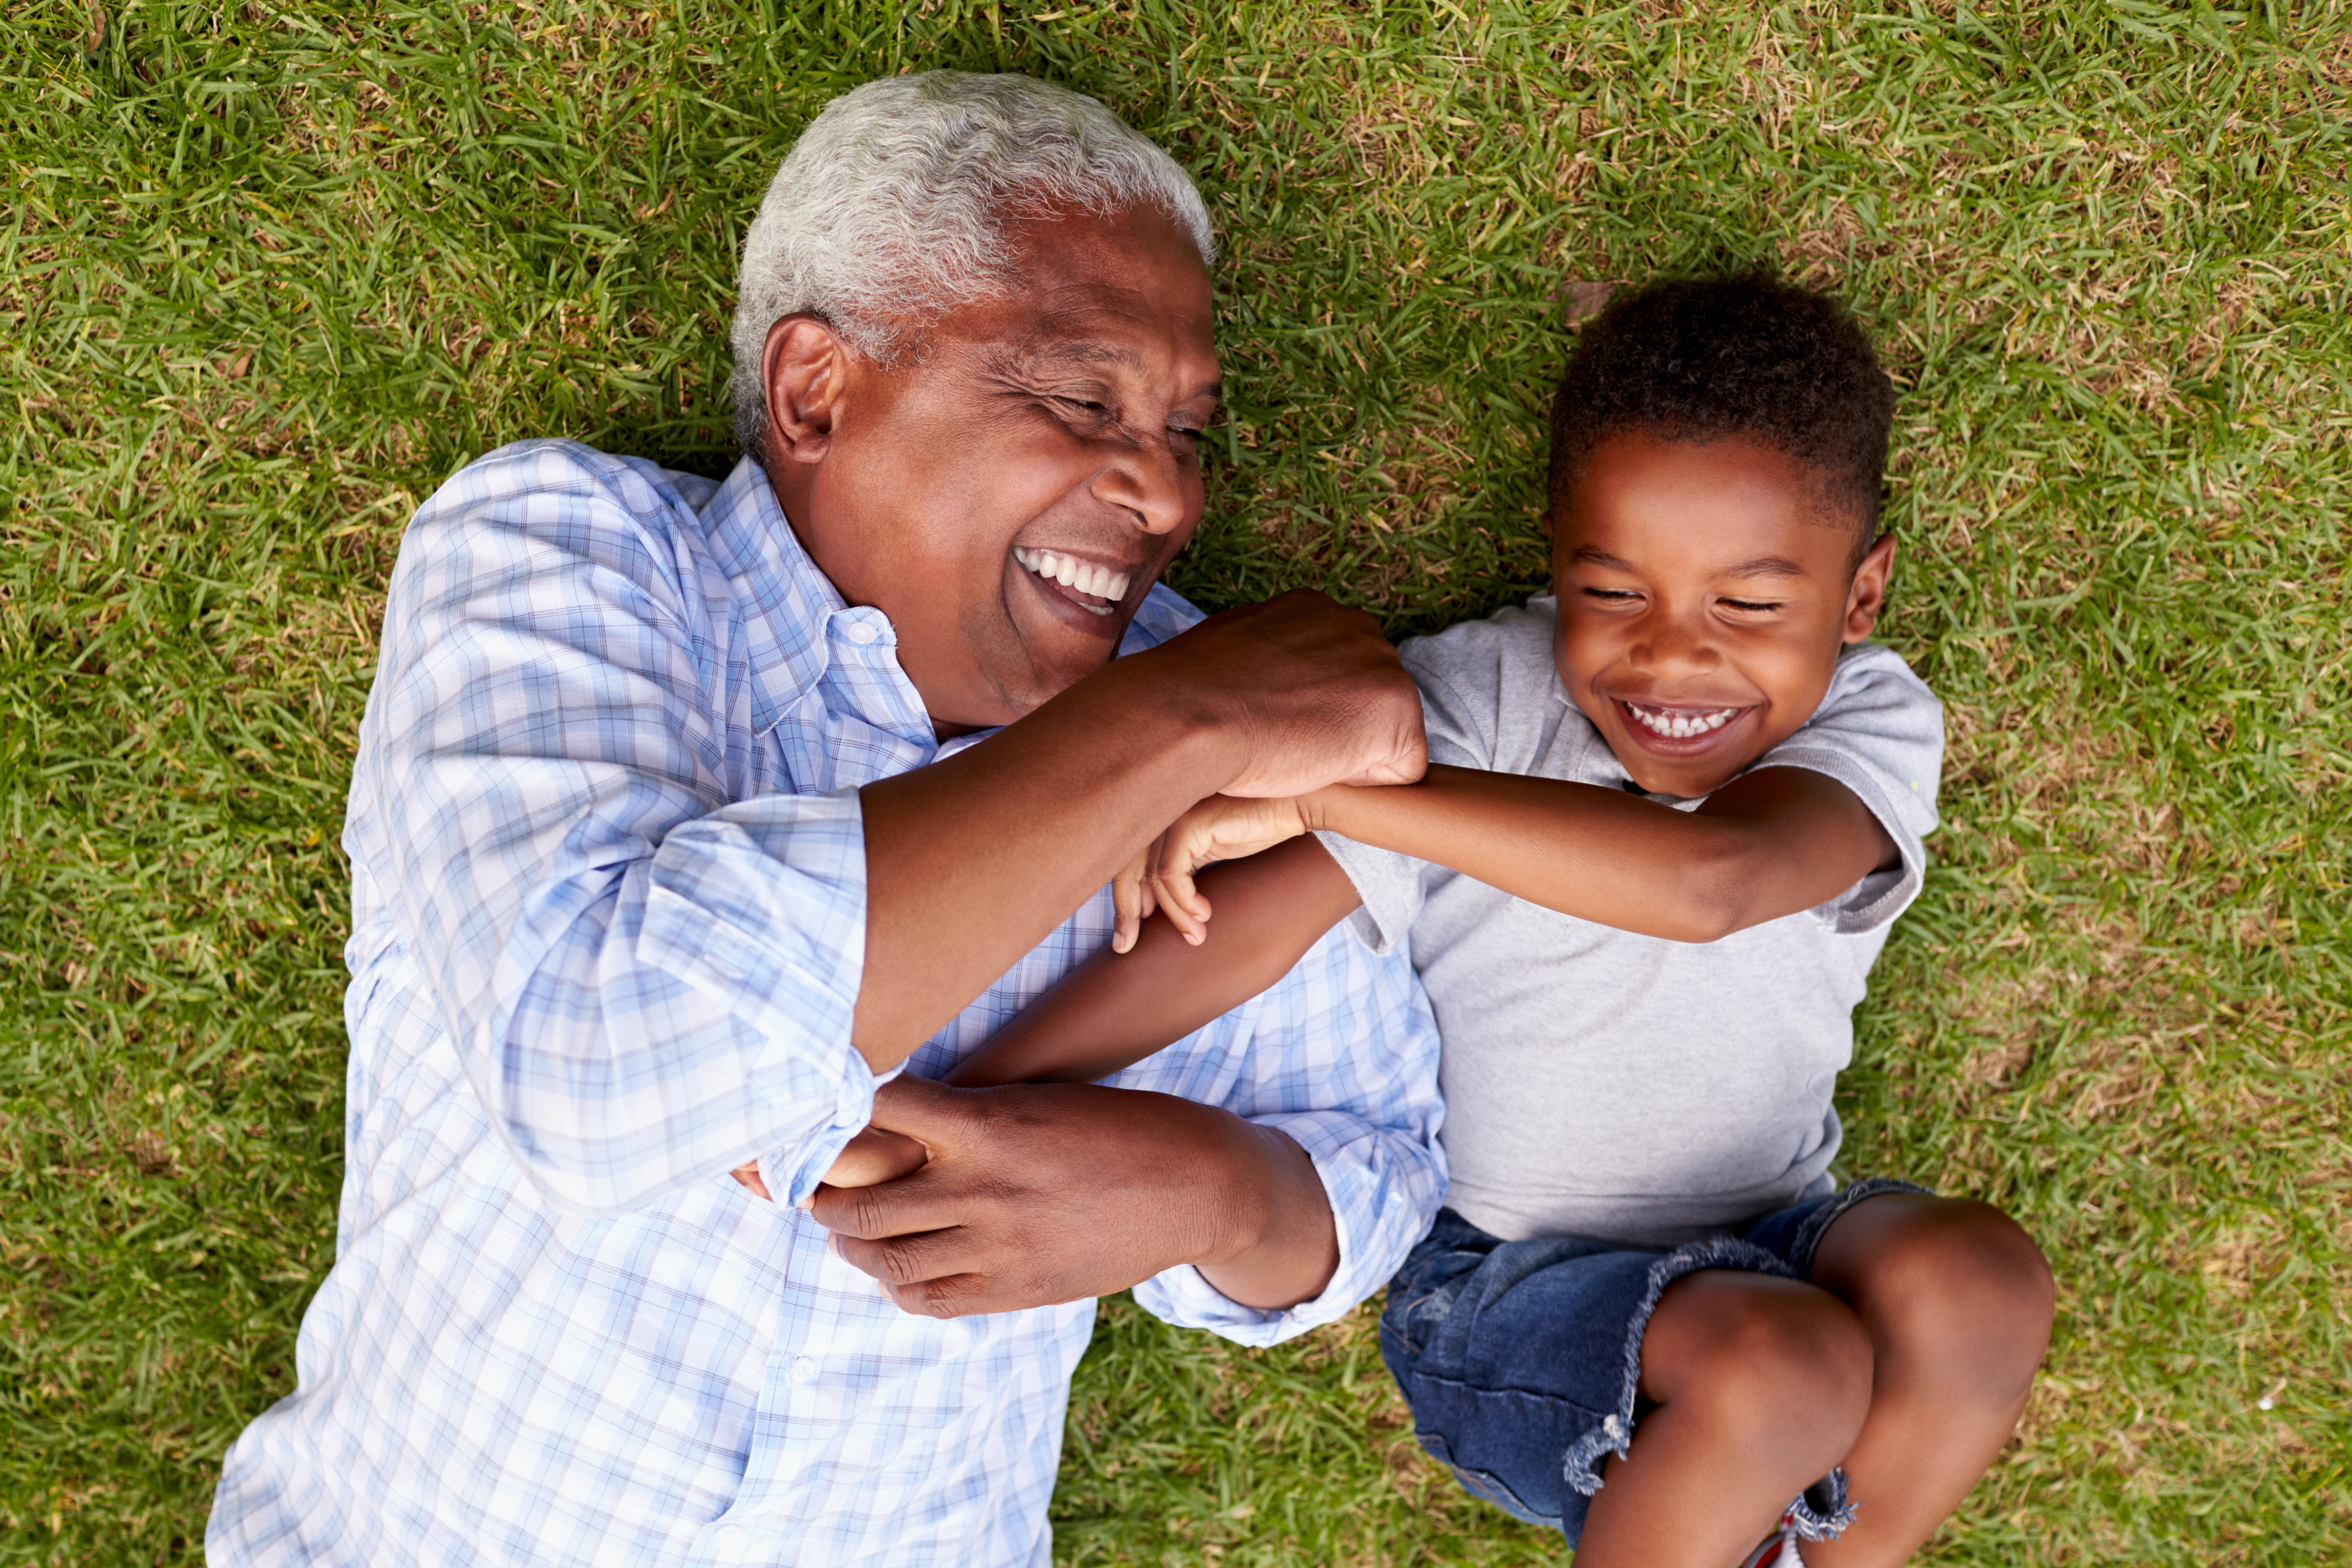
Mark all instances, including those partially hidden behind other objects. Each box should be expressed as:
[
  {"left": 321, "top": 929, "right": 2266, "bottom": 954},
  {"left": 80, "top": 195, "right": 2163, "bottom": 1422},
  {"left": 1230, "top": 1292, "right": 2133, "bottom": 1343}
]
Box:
[
  {"left": 1550, "top": 431, "right": 1895, "bottom": 798},
  {"left": 764, "top": 204, "right": 1220, "bottom": 734}
]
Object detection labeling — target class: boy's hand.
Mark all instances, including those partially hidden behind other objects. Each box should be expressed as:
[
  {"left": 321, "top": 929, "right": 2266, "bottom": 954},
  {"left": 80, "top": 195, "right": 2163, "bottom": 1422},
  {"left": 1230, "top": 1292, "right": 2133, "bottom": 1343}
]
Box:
[{"left": 1112, "top": 793, "right": 1319, "bottom": 951}]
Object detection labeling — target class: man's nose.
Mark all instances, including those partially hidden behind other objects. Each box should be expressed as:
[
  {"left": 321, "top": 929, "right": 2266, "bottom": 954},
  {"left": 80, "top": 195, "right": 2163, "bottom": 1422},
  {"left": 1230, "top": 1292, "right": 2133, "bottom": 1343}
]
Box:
[{"left": 1092, "top": 438, "right": 1191, "bottom": 536}]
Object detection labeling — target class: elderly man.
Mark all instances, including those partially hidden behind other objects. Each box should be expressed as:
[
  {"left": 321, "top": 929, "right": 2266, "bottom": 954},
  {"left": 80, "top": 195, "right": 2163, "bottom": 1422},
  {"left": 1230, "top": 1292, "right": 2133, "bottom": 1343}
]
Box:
[{"left": 208, "top": 71, "right": 1445, "bottom": 1568}]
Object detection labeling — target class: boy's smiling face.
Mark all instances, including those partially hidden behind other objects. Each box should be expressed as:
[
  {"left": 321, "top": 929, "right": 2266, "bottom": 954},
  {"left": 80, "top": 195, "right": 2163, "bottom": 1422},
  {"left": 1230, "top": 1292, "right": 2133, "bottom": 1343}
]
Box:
[{"left": 1549, "top": 431, "right": 1896, "bottom": 798}]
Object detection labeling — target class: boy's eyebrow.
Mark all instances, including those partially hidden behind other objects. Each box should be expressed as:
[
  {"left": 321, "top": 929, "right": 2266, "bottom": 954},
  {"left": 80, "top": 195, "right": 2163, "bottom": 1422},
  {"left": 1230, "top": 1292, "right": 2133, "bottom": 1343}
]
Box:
[
  {"left": 1720, "top": 555, "right": 1811, "bottom": 580},
  {"left": 1566, "top": 546, "right": 1811, "bottom": 580}
]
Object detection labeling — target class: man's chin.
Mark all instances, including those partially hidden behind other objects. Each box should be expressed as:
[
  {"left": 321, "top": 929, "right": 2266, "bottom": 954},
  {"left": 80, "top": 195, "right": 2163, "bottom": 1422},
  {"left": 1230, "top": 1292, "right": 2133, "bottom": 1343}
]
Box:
[{"left": 949, "top": 639, "right": 1122, "bottom": 732}]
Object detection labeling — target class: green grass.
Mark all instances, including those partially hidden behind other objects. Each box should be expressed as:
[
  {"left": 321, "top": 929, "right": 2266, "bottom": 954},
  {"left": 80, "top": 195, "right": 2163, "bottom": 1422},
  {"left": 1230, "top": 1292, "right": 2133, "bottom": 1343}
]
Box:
[{"left": 3, "top": 1, "right": 2347, "bottom": 1562}]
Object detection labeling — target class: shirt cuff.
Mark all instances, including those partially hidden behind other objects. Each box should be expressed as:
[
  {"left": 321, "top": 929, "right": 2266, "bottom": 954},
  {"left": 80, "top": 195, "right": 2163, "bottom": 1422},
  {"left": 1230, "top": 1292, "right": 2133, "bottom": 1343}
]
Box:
[
  {"left": 1131, "top": 1108, "right": 1443, "bottom": 1347},
  {"left": 637, "top": 786, "right": 877, "bottom": 1195},
  {"left": 755, "top": 1061, "right": 908, "bottom": 1207}
]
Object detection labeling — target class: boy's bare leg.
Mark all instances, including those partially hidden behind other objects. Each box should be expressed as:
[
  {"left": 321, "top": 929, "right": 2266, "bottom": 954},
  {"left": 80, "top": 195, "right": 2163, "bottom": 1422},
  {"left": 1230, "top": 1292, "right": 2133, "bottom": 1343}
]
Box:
[
  {"left": 1572, "top": 1271, "right": 1874, "bottom": 1568},
  {"left": 1799, "top": 1195, "right": 2055, "bottom": 1568}
]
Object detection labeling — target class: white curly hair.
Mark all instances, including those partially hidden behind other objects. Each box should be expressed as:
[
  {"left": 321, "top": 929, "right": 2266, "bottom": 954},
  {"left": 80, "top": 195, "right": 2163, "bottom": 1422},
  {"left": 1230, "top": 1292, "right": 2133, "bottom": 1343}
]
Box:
[{"left": 728, "top": 71, "right": 1217, "bottom": 461}]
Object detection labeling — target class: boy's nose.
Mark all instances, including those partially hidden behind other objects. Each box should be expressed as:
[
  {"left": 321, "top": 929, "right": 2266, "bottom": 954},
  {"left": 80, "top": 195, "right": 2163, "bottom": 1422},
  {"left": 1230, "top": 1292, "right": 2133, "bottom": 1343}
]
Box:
[{"left": 1629, "top": 616, "right": 1723, "bottom": 679}]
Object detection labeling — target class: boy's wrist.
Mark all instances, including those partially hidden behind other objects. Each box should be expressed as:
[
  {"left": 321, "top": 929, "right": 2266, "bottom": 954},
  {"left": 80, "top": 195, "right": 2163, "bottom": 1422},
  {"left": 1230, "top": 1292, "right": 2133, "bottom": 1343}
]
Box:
[{"left": 1296, "top": 785, "right": 1346, "bottom": 837}]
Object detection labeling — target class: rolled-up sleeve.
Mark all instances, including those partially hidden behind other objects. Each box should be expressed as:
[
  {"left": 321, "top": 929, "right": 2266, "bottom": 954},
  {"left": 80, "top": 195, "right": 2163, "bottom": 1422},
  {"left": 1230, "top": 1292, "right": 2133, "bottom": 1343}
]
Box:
[
  {"left": 1128, "top": 919, "right": 1447, "bottom": 1345},
  {"left": 350, "top": 446, "right": 875, "bottom": 1216}
]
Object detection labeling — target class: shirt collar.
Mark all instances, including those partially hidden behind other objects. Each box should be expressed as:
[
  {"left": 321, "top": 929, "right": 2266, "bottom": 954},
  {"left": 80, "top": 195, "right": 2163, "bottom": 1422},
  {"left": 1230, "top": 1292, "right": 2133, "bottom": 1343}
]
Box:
[
  {"left": 697, "top": 457, "right": 928, "bottom": 743},
  {"left": 694, "top": 456, "right": 1200, "bottom": 768}
]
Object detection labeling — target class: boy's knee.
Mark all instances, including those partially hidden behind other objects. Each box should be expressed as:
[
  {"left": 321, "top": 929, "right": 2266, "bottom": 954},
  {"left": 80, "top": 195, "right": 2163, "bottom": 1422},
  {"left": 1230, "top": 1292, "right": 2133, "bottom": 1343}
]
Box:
[
  {"left": 1842, "top": 1199, "right": 2055, "bottom": 1393},
  {"left": 1652, "top": 1274, "right": 1872, "bottom": 1468}
]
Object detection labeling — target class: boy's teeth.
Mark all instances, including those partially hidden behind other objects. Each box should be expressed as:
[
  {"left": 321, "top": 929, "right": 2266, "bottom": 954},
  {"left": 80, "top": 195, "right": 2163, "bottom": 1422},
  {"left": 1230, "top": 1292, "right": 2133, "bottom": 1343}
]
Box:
[
  {"left": 1013, "top": 548, "right": 1127, "bottom": 614},
  {"left": 1627, "top": 702, "right": 1737, "bottom": 739}
]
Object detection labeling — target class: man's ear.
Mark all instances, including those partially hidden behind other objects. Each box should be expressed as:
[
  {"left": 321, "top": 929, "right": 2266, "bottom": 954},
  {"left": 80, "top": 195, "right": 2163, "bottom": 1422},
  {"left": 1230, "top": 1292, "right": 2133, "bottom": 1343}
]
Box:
[
  {"left": 763, "top": 314, "right": 850, "bottom": 466},
  {"left": 1842, "top": 532, "right": 1897, "bottom": 643}
]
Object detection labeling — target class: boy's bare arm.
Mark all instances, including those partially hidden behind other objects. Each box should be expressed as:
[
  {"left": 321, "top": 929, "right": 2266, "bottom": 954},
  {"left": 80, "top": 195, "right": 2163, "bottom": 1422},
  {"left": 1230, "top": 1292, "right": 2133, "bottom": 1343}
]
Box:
[
  {"left": 1146, "top": 763, "right": 1893, "bottom": 948},
  {"left": 1314, "top": 763, "right": 1893, "bottom": 942},
  {"left": 946, "top": 837, "right": 1363, "bottom": 1088}
]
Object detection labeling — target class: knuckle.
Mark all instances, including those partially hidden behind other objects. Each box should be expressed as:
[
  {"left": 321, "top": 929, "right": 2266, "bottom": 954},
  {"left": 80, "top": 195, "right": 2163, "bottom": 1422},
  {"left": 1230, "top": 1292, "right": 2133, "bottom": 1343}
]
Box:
[
  {"left": 875, "top": 1239, "right": 930, "bottom": 1285},
  {"left": 919, "top": 1278, "right": 972, "bottom": 1319},
  {"left": 838, "top": 1187, "right": 890, "bottom": 1238}
]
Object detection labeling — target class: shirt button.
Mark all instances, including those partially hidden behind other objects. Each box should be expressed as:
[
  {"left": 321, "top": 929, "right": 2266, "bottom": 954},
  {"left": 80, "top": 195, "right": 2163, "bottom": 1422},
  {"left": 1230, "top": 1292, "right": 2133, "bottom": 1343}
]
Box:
[
  {"left": 715, "top": 1523, "right": 742, "bottom": 1545},
  {"left": 844, "top": 620, "right": 878, "bottom": 645},
  {"left": 788, "top": 1355, "right": 817, "bottom": 1385}
]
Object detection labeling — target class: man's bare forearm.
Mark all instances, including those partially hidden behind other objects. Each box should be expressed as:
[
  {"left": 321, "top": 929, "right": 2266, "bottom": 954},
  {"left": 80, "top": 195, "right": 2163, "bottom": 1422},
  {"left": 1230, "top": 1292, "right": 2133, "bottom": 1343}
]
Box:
[
  {"left": 1192, "top": 1115, "right": 1341, "bottom": 1311},
  {"left": 1310, "top": 763, "right": 1891, "bottom": 943},
  {"left": 855, "top": 653, "right": 1243, "bottom": 1070}
]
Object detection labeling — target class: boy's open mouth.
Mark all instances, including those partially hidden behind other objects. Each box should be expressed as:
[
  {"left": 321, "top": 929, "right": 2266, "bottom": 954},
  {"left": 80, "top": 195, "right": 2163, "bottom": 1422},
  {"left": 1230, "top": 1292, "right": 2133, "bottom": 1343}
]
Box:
[
  {"left": 1617, "top": 699, "right": 1749, "bottom": 744},
  {"left": 1013, "top": 546, "right": 1129, "bottom": 617}
]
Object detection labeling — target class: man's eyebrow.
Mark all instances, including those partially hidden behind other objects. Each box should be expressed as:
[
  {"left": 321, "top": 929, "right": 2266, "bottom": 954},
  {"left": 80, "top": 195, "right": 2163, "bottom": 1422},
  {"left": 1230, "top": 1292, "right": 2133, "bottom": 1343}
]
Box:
[
  {"left": 994, "top": 337, "right": 1222, "bottom": 403},
  {"left": 1023, "top": 339, "right": 1146, "bottom": 372}
]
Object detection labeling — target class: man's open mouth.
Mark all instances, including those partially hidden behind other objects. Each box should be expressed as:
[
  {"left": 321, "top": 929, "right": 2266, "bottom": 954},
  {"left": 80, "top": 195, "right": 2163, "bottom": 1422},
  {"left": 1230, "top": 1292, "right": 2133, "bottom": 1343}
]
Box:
[
  {"left": 1013, "top": 547, "right": 1129, "bottom": 617},
  {"left": 1618, "top": 699, "right": 1746, "bottom": 741}
]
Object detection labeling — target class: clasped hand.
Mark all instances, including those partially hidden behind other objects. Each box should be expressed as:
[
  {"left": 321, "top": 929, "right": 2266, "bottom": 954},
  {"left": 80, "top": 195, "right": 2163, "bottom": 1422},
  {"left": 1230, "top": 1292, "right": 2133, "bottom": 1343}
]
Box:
[{"left": 774, "top": 1076, "right": 1269, "bottom": 1317}]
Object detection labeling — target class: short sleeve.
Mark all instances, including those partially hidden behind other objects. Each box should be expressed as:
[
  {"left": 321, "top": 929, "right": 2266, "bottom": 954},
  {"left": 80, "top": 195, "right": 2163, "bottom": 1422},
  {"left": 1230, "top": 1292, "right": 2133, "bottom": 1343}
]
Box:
[
  {"left": 1750, "top": 642, "right": 1945, "bottom": 935},
  {"left": 1315, "top": 831, "right": 1429, "bottom": 957},
  {"left": 1310, "top": 642, "right": 1496, "bottom": 956}
]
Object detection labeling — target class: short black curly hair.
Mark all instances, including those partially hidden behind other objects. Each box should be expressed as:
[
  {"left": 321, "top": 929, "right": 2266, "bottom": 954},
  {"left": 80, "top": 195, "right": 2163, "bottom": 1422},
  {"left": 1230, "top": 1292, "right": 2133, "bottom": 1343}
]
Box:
[{"left": 1547, "top": 274, "right": 1894, "bottom": 566}]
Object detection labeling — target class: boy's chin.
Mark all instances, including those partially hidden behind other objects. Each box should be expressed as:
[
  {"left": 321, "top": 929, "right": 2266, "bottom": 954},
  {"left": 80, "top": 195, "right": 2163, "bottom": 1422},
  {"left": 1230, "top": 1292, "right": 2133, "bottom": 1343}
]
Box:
[{"left": 1616, "top": 745, "right": 1763, "bottom": 800}]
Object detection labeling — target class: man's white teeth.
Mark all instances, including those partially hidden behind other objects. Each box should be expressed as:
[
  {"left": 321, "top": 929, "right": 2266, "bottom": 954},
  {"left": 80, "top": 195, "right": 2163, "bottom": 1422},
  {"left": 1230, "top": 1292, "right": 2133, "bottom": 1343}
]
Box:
[
  {"left": 1627, "top": 702, "right": 1738, "bottom": 739},
  {"left": 1013, "top": 548, "right": 1128, "bottom": 614}
]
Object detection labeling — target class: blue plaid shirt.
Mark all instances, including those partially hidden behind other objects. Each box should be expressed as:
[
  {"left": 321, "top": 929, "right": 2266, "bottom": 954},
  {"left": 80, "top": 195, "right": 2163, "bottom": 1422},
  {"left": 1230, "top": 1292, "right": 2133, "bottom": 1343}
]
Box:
[{"left": 208, "top": 441, "right": 1446, "bottom": 1568}]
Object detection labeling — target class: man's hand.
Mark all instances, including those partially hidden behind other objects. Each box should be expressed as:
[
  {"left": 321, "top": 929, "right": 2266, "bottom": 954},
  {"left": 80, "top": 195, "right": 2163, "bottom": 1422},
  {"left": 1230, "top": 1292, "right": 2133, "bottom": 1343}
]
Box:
[
  {"left": 1111, "top": 793, "right": 1317, "bottom": 952},
  {"left": 818, "top": 1126, "right": 932, "bottom": 1189},
  {"left": 808, "top": 1075, "right": 1338, "bottom": 1317},
  {"left": 1140, "top": 590, "right": 1425, "bottom": 799},
  {"left": 729, "top": 1126, "right": 930, "bottom": 1204}
]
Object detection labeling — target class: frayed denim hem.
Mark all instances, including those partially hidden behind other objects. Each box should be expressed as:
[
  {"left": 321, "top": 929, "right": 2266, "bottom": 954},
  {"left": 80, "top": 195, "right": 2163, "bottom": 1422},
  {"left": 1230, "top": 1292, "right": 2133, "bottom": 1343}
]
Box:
[
  {"left": 1787, "top": 1176, "right": 1934, "bottom": 1280},
  {"left": 1556, "top": 1230, "right": 1873, "bottom": 1543},
  {"left": 1559, "top": 1236, "right": 1799, "bottom": 1498},
  {"left": 1789, "top": 1467, "right": 1857, "bottom": 1540}
]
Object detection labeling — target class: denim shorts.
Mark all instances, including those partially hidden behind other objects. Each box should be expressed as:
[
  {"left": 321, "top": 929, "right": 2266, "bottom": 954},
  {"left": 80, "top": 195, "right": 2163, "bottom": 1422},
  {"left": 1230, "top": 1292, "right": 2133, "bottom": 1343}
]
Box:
[{"left": 1378, "top": 1178, "right": 1926, "bottom": 1545}]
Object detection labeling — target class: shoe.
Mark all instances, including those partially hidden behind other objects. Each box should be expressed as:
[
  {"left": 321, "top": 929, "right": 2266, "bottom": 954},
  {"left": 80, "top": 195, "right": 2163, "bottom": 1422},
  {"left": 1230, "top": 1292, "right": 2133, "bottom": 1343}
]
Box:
[{"left": 1736, "top": 1518, "right": 1804, "bottom": 1568}]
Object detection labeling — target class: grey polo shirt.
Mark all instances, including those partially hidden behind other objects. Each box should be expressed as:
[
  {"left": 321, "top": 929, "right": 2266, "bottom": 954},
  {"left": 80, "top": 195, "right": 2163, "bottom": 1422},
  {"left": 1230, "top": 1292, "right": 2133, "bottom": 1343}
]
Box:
[{"left": 1321, "top": 595, "right": 1943, "bottom": 1247}]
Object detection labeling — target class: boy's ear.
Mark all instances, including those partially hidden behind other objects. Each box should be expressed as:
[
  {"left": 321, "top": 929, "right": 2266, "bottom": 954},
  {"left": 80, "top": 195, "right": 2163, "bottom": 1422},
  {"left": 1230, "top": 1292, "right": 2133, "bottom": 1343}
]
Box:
[{"left": 1841, "top": 533, "right": 1897, "bottom": 643}]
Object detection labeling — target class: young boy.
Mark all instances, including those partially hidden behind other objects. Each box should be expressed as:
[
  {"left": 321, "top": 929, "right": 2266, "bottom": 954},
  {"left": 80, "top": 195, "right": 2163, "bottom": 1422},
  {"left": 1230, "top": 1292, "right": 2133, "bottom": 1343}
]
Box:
[{"left": 836, "top": 276, "right": 2054, "bottom": 1567}]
